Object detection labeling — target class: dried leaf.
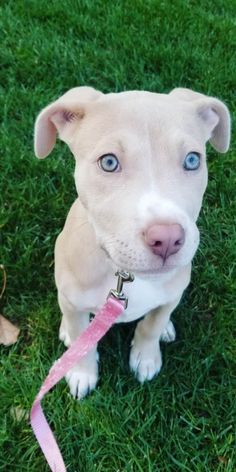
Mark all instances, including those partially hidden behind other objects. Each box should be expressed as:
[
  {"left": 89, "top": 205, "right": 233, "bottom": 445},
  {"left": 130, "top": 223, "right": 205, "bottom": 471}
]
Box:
[
  {"left": 0, "top": 314, "right": 20, "bottom": 345},
  {"left": 10, "top": 406, "right": 29, "bottom": 422},
  {"left": 218, "top": 456, "right": 228, "bottom": 464},
  {"left": 0, "top": 264, "right": 6, "bottom": 299}
]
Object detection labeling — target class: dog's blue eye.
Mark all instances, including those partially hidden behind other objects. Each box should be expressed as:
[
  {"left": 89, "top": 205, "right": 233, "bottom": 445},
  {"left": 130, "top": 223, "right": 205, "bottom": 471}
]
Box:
[
  {"left": 183, "top": 152, "right": 201, "bottom": 171},
  {"left": 99, "top": 154, "right": 120, "bottom": 172}
]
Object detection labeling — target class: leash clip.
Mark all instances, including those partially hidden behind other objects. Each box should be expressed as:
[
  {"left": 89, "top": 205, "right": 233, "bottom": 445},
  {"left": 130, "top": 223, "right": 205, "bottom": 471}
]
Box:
[{"left": 108, "top": 271, "right": 134, "bottom": 309}]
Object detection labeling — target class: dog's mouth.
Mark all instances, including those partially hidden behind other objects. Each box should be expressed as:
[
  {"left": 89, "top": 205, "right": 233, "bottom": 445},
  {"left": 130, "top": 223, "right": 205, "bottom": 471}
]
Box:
[
  {"left": 100, "top": 245, "right": 177, "bottom": 277},
  {"left": 136, "top": 266, "right": 176, "bottom": 275},
  {"left": 131, "top": 266, "right": 178, "bottom": 280}
]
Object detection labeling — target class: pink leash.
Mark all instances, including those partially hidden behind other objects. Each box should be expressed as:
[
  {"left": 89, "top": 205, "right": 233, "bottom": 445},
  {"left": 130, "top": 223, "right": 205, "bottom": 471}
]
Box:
[{"left": 30, "top": 271, "right": 134, "bottom": 472}]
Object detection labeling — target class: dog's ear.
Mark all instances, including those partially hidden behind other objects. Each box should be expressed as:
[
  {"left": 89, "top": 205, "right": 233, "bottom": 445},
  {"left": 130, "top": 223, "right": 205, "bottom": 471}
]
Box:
[
  {"left": 34, "top": 87, "right": 103, "bottom": 158},
  {"left": 169, "top": 88, "right": 230, "bottom": 153}
]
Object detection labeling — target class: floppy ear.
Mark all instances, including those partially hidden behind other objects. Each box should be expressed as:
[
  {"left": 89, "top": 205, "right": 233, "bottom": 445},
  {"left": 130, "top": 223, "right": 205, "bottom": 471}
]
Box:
[
  {"left": 34, "top": 86, "right": 103, "bottom": 158},
  {"left": 169, "top": 88, "right": 231, "bottom": 153}
]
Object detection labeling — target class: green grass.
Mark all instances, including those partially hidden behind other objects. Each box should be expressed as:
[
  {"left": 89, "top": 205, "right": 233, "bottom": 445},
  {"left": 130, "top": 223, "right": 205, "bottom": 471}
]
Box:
[{"left": 0, "top": 0, "right": 235, "bottom": 470}]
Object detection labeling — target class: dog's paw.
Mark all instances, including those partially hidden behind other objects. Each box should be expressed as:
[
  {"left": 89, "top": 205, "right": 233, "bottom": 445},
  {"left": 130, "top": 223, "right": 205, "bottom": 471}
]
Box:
[
  {"left": 59, "top": 329, "right": 71, "bottom": 348},
  {"left": 59, "top": 318, "right": 71, "bottom": 347},
  {"left": 160, "top": 320, "right": 176, "bottom": 343},
  {"left": 65, "top": 363, "right": 98, "bottom": 399},
  {"left": 129, "top": 339, "right": 162, "bottom": 383}
]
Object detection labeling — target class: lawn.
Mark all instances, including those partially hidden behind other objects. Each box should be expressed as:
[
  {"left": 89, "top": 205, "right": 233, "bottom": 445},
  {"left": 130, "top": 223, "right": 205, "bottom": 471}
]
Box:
[{"left": 0, "top": 0, "right": 235, "bottom": 471}]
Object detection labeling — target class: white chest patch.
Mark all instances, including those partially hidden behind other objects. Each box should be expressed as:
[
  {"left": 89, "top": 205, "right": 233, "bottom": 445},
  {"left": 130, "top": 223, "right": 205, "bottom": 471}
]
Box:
[
  {"left": 115, "top": 273, "right": 176, "bottom": 323},
  {"left": 63, "top": 269, "right": 182, "bottom": 324}
]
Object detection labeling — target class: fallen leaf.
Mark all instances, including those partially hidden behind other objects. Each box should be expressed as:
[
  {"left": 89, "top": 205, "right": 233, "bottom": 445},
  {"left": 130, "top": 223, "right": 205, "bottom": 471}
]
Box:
[
  {"left": 0, "top": 264, "right": 6, "bottom": 299},
  {"left": 0, "top": 314, "right": 20, "bottom": 345},
  {"left": 218, "top": 456, "right": 228, "bottom": 464},
  {"left": 10, "top": 406, "right": 29, "bottom": 422}
]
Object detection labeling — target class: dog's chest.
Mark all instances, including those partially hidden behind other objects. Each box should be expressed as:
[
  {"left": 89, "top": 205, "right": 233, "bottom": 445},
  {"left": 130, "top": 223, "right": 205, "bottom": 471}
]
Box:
[
  {"left": 115, "top": 275, "right": 172, "bottom": 323},
  {"left": 68, "top": 271, "right": 178, "bottom": 323}
]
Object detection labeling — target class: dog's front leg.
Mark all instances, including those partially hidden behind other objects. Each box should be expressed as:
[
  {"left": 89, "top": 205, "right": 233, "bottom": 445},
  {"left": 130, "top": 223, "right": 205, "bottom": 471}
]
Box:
[
  {"left": 130, "top": 298, "right": 181, "bottom": 383},
  {"left": 58, "top": 292, "right": 98, "bottom": 399}
]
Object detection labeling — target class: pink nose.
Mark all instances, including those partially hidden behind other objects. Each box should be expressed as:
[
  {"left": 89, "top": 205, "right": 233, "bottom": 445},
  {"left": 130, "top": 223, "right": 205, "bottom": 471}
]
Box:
[{"left": 144, "top": 224, "right": 185, "bottom": 260}]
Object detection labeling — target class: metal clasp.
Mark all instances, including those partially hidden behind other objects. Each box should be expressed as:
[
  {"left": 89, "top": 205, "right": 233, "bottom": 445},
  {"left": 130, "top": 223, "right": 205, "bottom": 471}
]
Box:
[{"left": 108, "top": 271, "right": 135, "bottom": 309}]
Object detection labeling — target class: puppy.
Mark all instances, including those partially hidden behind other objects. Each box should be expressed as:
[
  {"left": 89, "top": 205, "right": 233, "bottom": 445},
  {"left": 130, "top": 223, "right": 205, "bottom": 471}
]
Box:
[{"left": 34, "top": 87, "right": 230, "bottom": 399}]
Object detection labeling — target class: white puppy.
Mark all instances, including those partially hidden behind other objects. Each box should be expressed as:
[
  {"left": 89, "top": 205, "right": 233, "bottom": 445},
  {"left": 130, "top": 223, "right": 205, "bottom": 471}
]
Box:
[{"left": 34, "top": 87, "right": 230, "bottom": 399}]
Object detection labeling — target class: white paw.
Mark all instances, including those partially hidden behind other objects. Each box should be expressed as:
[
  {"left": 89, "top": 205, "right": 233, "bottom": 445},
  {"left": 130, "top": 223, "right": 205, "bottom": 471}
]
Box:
[
  {"left": 129, "top": 340, "right": 162, "bottom": 383},
  {"left": 160, "top": 320, "right": 176, "bottom": 343},
  {"left": 59, "top": 324, "right": 71, "bottom": 347},
  {"left": 66, "top": 364, "right": 98, "bottom": 399}
]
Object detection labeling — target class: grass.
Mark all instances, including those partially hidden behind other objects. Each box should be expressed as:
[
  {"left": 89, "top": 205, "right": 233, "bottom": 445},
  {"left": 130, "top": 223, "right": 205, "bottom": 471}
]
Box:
[{"left": 0, "top": 0, "right": 235, "bottom": 470}]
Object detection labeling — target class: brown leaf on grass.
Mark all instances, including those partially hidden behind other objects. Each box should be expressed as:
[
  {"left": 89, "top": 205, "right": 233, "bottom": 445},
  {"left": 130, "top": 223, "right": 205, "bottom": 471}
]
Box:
[
  {"left": 10, "top": 406, "right": 29, "bottom": 422},
  {"left": 0, "top": 314, "right": 20, "bottom": 346},
  {"left": 218, "top": 456, "right": 228, "bottom": 464},
  {"left": 0, "top": 265, "right": 20, "bottom": 345},
  {"left": 0, "top": 264, "right": 7, "bottom": 299}
]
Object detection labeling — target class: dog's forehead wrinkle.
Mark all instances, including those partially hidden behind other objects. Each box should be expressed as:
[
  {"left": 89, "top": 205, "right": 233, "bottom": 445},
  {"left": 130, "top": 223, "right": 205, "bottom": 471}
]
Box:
[
  {"left": 89, "top": 93, "right": 183, "bottom": 131},
  {"left": 76, "top": 101, "right": 199, "bottom": 175}
]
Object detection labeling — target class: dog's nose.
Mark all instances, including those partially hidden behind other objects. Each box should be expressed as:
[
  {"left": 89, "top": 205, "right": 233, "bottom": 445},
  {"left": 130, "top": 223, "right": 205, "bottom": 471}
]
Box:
[{"left": 144, "top": 224, "right": 185, "bottom": 260}]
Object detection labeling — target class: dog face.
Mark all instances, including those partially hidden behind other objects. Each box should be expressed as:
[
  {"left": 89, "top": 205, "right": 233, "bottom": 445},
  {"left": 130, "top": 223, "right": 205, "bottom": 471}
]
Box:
[{"left": 34, "top": 87, "right": 230, "bottom": 275}]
